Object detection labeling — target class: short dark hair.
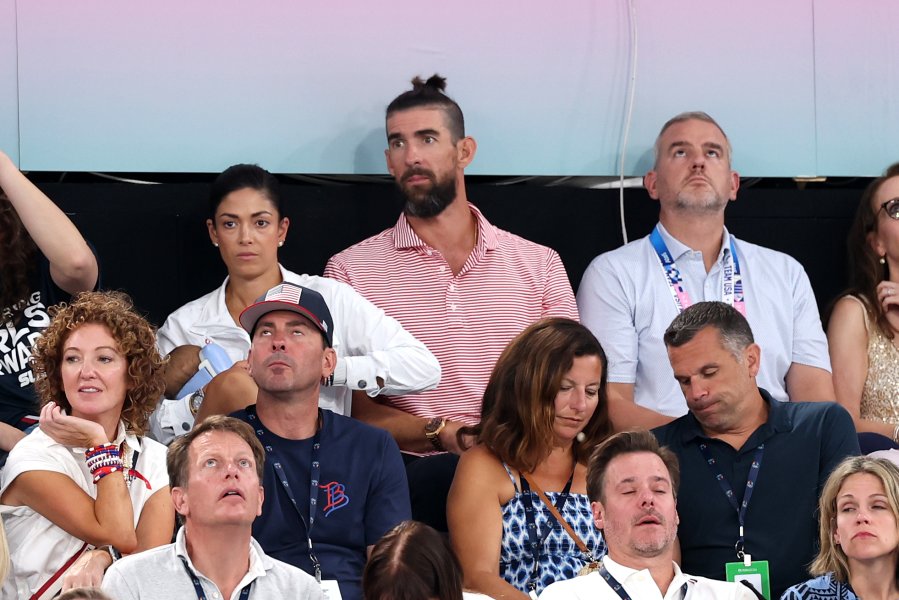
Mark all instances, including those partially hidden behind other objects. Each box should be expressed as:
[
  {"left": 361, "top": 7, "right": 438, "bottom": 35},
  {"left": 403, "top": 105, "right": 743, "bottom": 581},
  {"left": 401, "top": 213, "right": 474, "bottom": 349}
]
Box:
[
  {"left": 587, "top": 430, "right": 680, "bottom": 503},
  {"left": 167, "top": 415, "right": 265, "bottom": 490},
  {"left": 363, "top": 520, "right": 463, "bottom": 600},
  {"left": 208, "top": 163, "right": 283, "bottom": 219},
  {"left": 653, "top": 111, "right": 732, "bottom": 167},
  {"left": 663, "top": 301, "right": 754, "bottom": 359},
  {"left": 56, "top": 588, "right": 113, "bottom": 600},
  {"left": 386, "top": 74, "right": 465, "bottom": 142}
]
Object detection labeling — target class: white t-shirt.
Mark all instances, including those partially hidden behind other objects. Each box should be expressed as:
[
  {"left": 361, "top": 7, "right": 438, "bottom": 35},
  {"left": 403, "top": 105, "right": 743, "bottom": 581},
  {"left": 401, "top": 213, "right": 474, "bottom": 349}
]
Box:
[{"left": 0, "top": 424, "right": 169, "bottom": 597}]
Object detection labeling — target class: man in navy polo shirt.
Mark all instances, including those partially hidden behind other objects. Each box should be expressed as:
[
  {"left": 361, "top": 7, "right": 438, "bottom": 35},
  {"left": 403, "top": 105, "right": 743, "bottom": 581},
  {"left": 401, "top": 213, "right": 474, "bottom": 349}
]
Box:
[
  {"left": 653, "top": 301, "right": 858, "bottom": 600},
  {"left": 232, "top": 282, "right": 410, "bottom": 600}
]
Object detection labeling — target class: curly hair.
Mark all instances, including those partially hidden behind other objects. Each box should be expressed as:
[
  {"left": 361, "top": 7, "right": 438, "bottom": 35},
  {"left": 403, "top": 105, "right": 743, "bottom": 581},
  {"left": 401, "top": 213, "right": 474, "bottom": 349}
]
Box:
[
  {"left": 32, "top": 291, "right": 165, "bottom": 435},
  {"left": 0, "top": 193, "right": 37, "bottom": 326},
  {"left": 463, "top": 318, "right": 612, "bottom": 473}
]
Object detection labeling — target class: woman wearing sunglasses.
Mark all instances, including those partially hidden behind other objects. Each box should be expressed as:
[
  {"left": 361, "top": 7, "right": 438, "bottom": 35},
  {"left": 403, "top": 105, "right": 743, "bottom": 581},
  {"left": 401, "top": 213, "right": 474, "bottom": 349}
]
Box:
[{"left": 828, "top": 163, "right": 899, "bottom": 445}]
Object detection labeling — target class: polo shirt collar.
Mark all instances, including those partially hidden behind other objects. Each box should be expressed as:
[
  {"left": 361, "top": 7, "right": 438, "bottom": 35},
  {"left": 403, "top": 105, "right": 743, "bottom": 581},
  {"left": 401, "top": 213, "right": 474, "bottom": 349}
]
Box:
[
  {"left": 393, "top": 203, "right": 498, "bottom": 252},
  {"left": 656, "top": 221, "right": 733, "bottom": 265},
  {"left": 676, "top": 388, "right": 790, "bottom": 447},
  {"left": 175, "top": 527, "right": 274, "bottom": 583}
]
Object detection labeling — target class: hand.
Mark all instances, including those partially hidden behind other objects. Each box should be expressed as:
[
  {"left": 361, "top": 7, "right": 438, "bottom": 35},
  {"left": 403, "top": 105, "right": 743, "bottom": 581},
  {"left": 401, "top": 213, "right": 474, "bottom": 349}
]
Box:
[
  {"left": 233, "top": 359, "right": 250, "bottom": 374},
  {"left": 61, "top": 549, "right": 112, "bottom": 590},
  {"left": 40, "top": 402, "right": 109, "bottom": 448},
  {"left": 439, "top": 420, "right": 477, "bottom": 455},
  {"left": 877, "top": 281, "right": 899, "bottom": 313}
]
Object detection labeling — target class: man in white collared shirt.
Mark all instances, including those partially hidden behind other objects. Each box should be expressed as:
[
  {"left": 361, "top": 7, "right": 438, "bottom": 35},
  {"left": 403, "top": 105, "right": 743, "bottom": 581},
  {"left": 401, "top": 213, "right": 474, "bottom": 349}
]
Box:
[
  {"left": 102, "top": 416, "right": 322, "bottom": 600},
  {"left": 539, "top": 430, "right": 756, "bottom": 600},
  {"left": 577, "top": 112, "right": 833, "bottom": 431}
]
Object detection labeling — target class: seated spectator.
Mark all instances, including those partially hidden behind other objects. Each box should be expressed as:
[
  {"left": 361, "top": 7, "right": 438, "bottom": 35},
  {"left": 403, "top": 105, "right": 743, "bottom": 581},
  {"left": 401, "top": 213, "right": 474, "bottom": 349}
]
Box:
[
  {"left": 151, "top": 163, "right": 439, "bottom": 443},
  {"left": 577, "top": 111, "right": 832, "bottom": 431},
  {"left": 782, "top": 456, "right": 899, "bottom": 600},
  {"left": 232, "top": 283, "right": 410, "bottom": 600},
  {"left": 448, "top": 318, "right": 611, "bottom": 598},
  {"left": 102, "top": 416, "right": 321, "bottom": 599},
  {"left": 828, "top": 163, "right": 899, "bottom": 443},
  {"left": 0, "top": 149, "right": 99, "bottom": 456},
  {"left": 653, "top": 301, "right": 859, "bottom": 598},
  {"left": 0, "top": 292, "right": 173, "bottom": 597},
  {"left": 325, "top": 75, "right": 578, "bottom": 531},
  {"left": 364, "top": 520, "right": 493, "bottom": 600},
  {"left": 540, "top": 430, "right": 756, "bottom": 600}
]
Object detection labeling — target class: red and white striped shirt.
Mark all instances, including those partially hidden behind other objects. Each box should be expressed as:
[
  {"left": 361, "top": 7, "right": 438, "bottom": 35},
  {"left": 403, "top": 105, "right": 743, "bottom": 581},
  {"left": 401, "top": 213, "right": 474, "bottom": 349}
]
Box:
[{"left": 324, "top": 204, "right": 578, "bottom": 424}]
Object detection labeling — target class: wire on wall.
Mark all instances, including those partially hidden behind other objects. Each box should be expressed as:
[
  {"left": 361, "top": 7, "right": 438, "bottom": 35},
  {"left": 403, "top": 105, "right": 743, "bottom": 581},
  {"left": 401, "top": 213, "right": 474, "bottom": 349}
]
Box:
[{"left": 617, "top": 0, "right": 639, "bottom": 245}]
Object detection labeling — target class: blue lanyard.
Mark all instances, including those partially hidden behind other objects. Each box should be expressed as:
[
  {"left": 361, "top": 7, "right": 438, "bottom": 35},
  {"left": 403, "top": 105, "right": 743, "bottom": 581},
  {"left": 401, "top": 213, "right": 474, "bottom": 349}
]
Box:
[
  {"left": 649, "top": 226, "right": 745, "bottom": 315},
  {"left": 696, "top": 442, "right": 764, "bottom": 559},
  {"left": 244, "top": 405, "right": 323, "bottom": 582},
  {"left": 519, "top": 471, "right": 574, "bottom": 593},
  {"left": 179, "top": 556, "right": 252, "bottom": 600}
]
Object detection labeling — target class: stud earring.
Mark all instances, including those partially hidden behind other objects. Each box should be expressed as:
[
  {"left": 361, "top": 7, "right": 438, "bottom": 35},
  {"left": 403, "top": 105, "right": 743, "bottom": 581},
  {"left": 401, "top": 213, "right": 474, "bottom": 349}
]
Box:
[
  {"left": 213, "top": 242, "right": 219, "bottom": 248},
  {"left": 881, "top": 256, "right": 887, "bottom": 265},
  {"left": 576, "top": 432, "right": 586, "bottom": 443},
  {"left": 278, "top": 241, "right": 284, "bottom": 248}
]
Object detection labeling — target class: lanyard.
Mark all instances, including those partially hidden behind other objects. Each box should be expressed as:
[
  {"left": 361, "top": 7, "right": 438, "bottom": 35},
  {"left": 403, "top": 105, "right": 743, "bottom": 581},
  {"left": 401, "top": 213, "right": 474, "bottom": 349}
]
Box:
[
  {"left": 649, "top": 226, "right": 746, "bottom": 316},
  {"left": 245, "top": 405, "right": 323, "bottom": 582},
  {"left": 519, "top": 471, "right": 574, "bottom": 594},
  {"left": 179, "top": 556, "right": 252, "bottom": 600},
  {"left": 599, "top": 562, "right": 689, "bottom": 600},
  {"left": 696, "top": 442, "right": 764, "bottom": 560}
]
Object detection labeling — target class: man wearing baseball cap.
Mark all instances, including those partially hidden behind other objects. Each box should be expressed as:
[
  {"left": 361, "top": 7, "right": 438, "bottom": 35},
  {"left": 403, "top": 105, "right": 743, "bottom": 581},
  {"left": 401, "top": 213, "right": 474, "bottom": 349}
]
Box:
[{"left": 233, "top": 282, "right": 411, "bottom": 600}]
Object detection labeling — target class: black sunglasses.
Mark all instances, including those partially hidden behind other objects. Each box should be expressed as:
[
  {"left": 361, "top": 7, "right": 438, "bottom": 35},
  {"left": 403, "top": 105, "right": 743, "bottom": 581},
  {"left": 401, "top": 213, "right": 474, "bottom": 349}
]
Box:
[{"left": 879, "top": 198, "right": 899, "bottom": 220}]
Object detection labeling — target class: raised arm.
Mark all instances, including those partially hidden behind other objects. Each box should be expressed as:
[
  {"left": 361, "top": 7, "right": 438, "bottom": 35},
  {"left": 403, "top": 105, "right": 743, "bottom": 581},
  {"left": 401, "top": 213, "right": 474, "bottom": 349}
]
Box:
[
  {"left": 448, "top": 446, "right": 529, "bottom": 600},
  {"left": 0, "top": 150, "right": 98, "bottom": 294}
]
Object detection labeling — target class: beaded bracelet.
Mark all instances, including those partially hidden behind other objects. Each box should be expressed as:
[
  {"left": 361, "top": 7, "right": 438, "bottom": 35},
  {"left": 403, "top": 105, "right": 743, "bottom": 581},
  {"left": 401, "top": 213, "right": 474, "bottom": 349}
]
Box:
[{"left": 92, "top": 465, "right": 122, "bottom": 484}]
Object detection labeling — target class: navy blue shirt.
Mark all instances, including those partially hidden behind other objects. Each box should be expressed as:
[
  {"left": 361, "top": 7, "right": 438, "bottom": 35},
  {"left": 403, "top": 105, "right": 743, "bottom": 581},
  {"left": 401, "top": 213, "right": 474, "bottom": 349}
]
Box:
[
  {"left": 653, "top": 390, "right": 859, "bottom": 600},
  {"left": 234, "top": 406, "right": 411, "bottom": 600}
]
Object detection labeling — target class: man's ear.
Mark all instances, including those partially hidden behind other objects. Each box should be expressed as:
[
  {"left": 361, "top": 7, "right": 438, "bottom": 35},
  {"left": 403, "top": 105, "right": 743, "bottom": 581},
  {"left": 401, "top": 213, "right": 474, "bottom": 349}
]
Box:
[
  {"left": 171, "top": 486, "right": 189, "bottom": 519},
  {"left": 592, "top": 500, "right": 605, "bottom": 530},
  {"left": 457, "top": 136, "right": 477, "bottom": 169},
  {"left": 321, "top": 347, "right": 337, "bottom": 379},
  {"left": 644, "top": 171, "right": 660, "bottom": 200}
]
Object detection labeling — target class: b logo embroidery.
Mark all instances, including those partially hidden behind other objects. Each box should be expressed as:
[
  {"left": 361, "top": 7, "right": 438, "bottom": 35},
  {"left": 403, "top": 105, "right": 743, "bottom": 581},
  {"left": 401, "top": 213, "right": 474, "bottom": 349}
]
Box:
[{"left": 319, "top": 481, "right": 349, "bottom": 516}]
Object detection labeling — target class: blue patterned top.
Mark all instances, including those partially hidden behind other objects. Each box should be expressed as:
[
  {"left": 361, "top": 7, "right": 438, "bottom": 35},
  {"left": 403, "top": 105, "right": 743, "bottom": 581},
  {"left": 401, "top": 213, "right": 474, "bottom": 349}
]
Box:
[
  {"left": 499, "top": 464, "right": 606, "bottom": 595},
  {"left": 781, "top": 573, "right": 858, "bottom": 600}
]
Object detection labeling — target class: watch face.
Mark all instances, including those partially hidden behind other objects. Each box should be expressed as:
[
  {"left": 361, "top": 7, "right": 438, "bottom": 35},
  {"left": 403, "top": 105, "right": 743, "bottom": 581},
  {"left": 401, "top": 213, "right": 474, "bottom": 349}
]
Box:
[{"left": 425, "top": 417, "right": 443, "bottom": 434}]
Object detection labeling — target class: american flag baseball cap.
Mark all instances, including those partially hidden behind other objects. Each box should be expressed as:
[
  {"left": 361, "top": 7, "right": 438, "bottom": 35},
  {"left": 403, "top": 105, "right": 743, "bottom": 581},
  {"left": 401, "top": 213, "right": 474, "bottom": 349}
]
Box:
[{"left": 238, "top": 282, "right": 333, "bottom": 346}]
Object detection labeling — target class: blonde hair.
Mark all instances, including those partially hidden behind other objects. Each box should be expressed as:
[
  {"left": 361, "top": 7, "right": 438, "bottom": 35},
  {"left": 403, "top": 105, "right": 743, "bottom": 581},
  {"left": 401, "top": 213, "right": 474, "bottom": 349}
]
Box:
[{"left": 810, "top": 456, "right": 899, "bottom": 583}]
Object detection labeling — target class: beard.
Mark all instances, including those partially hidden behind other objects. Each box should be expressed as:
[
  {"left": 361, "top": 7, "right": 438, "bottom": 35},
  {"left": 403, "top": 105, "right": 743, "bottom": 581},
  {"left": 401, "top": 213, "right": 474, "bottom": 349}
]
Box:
[
  {"left": 398, "top": 167, "right": 457, "bottom": 218},
  {"left": 672, "top": 179, "right": 728, "bottom": 214}
]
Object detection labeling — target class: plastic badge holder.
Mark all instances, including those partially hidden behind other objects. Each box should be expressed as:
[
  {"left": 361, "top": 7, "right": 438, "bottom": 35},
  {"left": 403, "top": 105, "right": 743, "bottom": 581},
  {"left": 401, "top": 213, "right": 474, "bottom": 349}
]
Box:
[{"left": 176, "top": 341, "right": 234, "bottom": 398}]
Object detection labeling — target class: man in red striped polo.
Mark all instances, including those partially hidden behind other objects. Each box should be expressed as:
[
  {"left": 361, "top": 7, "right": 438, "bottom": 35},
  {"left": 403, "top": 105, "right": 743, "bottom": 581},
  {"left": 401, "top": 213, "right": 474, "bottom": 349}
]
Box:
[{"left": 325, "top": 74, "right": 578, "bottom": 531}]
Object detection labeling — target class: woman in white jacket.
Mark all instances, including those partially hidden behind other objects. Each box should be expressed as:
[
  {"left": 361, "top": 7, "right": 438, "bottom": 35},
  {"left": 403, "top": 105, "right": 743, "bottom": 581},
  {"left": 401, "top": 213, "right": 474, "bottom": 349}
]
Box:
[{"left": 151, "top": 164, "right": 440, "bottom": 444}]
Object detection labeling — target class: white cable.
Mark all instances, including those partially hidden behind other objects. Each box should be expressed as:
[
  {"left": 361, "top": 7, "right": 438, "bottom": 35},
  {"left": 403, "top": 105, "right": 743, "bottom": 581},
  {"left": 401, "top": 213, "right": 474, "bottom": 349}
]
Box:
[
  {"left": 88, "top": 172, "right": 160, "bottom": 185},
  {"left": 617, "top": 0, "right": 639, "bottom": 244}
]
